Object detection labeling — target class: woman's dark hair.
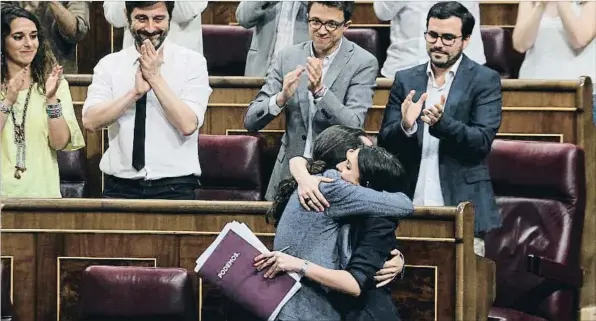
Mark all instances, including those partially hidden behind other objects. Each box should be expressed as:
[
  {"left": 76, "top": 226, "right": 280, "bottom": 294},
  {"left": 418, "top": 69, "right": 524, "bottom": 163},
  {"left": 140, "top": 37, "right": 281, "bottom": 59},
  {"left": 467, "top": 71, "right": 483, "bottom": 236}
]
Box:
[
  {"left": 426, "top": 1, "right": 475, "bottom": 39},
  {"left": 125, "top": 1, "right": 175, "bottom": 22},
  {"left": 1, "top": 4, "right": 55, "bottom": 93},
  {"left": 312, "top": 125, "right": 367, "bottom": 166},
  {"left": 307, "top": 1, "right": 355, "bottom": 21},
  {"left": 267, "top": 125, "right": 367, "bottom": 226},
  {"left": 357, "top": 145, "right": 408, "bottom": 194},
  {"left": 267, "top": 134, "right": 407, "bottom": 226}
]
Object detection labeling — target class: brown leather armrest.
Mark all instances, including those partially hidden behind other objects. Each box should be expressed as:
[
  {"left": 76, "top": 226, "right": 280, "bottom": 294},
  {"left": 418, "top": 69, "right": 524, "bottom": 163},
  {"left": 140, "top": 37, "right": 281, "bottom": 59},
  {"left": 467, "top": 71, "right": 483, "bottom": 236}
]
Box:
[{"left": 527, "top": 254, "right": 582, "bottom": 288}]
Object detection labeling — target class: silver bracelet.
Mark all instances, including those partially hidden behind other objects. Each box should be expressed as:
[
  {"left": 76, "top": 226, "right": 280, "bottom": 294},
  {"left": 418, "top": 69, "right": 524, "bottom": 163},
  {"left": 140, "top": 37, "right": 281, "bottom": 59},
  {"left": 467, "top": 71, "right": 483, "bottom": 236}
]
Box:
[
  {"left": 0, "top": 101, "right": 11, "bottom": 115},
  {"left": 46, "top": 102, "right": 63, "bottom": 119},
  {"left": 299, "top": 260, "right": 309, "bottom": 277}
]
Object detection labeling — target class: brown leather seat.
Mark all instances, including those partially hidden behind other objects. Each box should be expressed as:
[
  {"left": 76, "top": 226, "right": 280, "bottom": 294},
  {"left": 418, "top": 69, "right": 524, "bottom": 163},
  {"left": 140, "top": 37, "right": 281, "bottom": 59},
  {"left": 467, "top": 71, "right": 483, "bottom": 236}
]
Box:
[
  {"left": 57, "top": 149, "right": 87, "bottom": 198},
  {"left": 1, "top": 262, "right": 14, "bottom": 321},
  {"left": 486, "top": 140, "right": 586, "bottom": 321},
  {"left": 481, "top": 27, "right": 525, "bottom": 79},
  {"left": 344, "top": 28, "right": 380, "bottom": 62},
  {"left": 196, "top": 134, "right": 263, "bottom": 201},
  {"left": 79, "top": 266, "right": 197, "bottom": 321},
  {"left": 202, "top": 25, "right": 253, "bottom": 76}
]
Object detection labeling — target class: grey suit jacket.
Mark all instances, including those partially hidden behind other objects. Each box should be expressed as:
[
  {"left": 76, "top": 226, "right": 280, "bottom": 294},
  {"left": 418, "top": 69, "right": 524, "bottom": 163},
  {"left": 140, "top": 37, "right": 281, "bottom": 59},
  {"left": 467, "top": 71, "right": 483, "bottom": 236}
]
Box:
[
  {"left": 236, "top": 1, "right": 310, "bottom": 77},
  {"left": 244, "top": 39, "right": 379, "bottom": 200},
  {"left": 378, "top": 55, "right": 503, "bottom": 235}
]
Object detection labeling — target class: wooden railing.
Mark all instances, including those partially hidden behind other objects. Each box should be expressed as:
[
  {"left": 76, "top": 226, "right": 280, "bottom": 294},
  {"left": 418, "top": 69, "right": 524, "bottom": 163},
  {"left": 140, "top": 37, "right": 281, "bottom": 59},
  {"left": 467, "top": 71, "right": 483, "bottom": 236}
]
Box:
[{"left": 1, "top": 199, "right": 491, "bottom": 321}]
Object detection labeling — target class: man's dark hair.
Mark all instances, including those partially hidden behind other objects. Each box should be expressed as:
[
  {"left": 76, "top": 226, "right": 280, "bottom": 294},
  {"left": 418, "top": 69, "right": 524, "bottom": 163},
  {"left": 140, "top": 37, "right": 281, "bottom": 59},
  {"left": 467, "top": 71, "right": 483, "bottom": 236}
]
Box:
[
  {"left": 125, "top": 1, "right": 175, "bottom": 22},
  {"left": 307, "top": 1, "right": 355, "bottom": 21},
  {"left": 426, "top": 1, "right": 475, "bottom": 39}
]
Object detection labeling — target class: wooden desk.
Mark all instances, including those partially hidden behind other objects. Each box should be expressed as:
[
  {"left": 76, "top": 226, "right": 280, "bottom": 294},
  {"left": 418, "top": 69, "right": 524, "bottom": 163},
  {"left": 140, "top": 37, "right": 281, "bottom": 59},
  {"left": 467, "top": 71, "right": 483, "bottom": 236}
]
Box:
[
  {"left": 66, "top": 75, "right": 595, "bottom": 312},
  {"left": 1, "top": 199, "right": 492, "bottom": 321}
]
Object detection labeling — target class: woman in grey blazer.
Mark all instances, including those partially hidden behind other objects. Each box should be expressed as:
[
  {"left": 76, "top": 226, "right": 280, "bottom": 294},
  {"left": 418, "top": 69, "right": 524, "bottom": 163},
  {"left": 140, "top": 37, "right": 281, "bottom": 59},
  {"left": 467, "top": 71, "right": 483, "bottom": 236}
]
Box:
[{"left": 255, "top": 128, "right": 413, "bottom": 321}]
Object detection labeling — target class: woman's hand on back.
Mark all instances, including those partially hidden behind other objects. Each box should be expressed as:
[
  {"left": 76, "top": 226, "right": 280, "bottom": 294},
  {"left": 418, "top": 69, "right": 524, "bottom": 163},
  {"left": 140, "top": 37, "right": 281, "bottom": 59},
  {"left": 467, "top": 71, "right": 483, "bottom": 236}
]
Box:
[
  {"left": 297, "top": 174, "right": 333, "bottom": 212},
  {"left": 375, "top": 249, "right": 405, "bottom": 287}
]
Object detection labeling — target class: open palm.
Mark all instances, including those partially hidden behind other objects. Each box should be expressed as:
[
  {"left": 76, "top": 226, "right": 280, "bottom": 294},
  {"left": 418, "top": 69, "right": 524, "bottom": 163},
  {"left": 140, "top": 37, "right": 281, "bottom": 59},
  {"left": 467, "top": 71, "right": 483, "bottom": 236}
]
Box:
[{"left": 45, "top": 65, "right": 63, "bottom": 99}]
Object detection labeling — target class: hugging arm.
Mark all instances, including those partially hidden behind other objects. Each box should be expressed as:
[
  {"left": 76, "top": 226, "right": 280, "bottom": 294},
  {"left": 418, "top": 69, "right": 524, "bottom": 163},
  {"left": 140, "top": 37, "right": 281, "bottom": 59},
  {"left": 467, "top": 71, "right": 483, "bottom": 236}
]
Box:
[
  {"left": 344, "top": 218, "right": 400, "bottom": 291},
  {"left": 321, "top": 177, "right": 414, "bottom": 220}
]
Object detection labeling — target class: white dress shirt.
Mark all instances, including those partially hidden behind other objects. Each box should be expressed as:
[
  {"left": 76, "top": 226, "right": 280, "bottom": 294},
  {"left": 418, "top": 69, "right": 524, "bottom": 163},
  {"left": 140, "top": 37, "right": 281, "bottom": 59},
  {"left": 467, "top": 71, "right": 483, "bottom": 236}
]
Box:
[
  {"left": 403, "top": 55, "right": 463, "bottom": 206},
  {"left": 103, "top": 1, "right": 208, "bottom": 53},
  {"left": 374, "top": 1, "right": 485, "bottom": 78},
  {"left": 267, "top": 39, "right": 343, "bottom": 158},
  {"left": 274, "top": 1, "right": 301, "bottom": 58},
  {"left": 83, "top": 39, "right": 212, "bottom": 180}
]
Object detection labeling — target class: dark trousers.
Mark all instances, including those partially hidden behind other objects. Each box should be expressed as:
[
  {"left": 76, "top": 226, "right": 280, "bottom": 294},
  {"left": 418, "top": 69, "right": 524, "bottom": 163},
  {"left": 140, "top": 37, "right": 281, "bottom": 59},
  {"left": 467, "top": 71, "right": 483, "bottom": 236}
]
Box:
[{"left": 102, "top": 175, "right": 200, "bottom": 200}]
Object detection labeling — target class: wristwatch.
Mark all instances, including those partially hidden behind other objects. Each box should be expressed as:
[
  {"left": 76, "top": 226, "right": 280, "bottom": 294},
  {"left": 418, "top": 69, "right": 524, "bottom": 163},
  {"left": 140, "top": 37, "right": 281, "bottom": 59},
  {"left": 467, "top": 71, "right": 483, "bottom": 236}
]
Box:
[
  {"left": 0, "top": 101, "right": 11, "bottom": 115},
  {"left": 299, "top": 260, "right": 310, "bottom": 277}
]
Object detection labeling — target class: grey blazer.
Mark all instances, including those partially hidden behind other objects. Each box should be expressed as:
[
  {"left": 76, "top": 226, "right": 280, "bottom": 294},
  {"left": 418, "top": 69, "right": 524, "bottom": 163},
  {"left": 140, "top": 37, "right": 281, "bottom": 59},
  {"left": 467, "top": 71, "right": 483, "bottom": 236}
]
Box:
[
  {"left": 378, "top": 55, "right": 503, "bottom": 235},
  {"left": 244, "top": 39, "right": 379, "bottom": 200},
  {"left": 236, "top": 1, "right": 310, "bottom": 77}
]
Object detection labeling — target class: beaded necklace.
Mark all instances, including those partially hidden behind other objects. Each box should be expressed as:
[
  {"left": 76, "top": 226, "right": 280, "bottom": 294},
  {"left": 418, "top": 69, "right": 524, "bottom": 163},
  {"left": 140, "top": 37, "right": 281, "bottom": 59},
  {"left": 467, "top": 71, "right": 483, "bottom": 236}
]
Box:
[{"left": 10, "top": 83, "right": 33, "bottom": 179}]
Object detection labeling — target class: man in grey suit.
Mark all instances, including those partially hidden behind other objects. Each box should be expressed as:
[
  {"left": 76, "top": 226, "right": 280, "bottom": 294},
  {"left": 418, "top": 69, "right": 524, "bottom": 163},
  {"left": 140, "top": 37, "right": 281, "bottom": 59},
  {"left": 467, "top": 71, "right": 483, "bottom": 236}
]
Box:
[
  {"left": 378, "top": 1, "right": 502, "bottom": 256},
  {"left": 236, "top": 1, "right": 309, "bottom": 77},
  {"left": 244, "top": 1, "right": 378, "bottom": 201}
]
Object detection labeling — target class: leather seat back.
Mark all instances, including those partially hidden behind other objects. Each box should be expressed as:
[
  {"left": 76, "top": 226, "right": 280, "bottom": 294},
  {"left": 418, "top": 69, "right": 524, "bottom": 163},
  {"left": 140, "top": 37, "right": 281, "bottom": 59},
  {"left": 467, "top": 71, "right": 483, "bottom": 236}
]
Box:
[
  {"left": 57, "top": 149, "right": 87, "bottom": 198},
  {"left": 486, "top": 140, "right": 586, "bottom": 320},
  {"left": 197, "top": 134, "right": 263, "bottom": 201},
  {"left": 481, "top": 27, "right": 525, "bottom": 79},
  {"left": 202, "top": 25, "right": 253, "bottom": 76},
  {"left": 79, "top": 266, "right": 197, "bottom": 321}
]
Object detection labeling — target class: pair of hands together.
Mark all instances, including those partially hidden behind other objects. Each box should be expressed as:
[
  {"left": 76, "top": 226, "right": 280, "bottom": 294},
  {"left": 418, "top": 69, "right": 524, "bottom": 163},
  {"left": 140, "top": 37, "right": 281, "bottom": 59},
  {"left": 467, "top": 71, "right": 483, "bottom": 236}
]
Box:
[
  {"left": 134, "top": 39, "right": 163, "bottom": 97},
  {"left": 276, "top": 57, "right": 324, "bottom": 107},
  {"left": 401, "top": 90, "right": 446, "bottom": 130},
  {"left": 2, "top": 65, "right": 63, "bottom": 106},
  {"left": 259, "top": 173, "right": 404, "bottom": 286}
]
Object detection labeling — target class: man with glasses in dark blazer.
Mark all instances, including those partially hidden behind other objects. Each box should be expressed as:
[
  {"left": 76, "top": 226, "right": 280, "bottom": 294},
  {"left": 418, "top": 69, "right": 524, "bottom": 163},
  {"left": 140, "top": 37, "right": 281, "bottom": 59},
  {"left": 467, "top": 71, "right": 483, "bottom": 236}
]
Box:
[{"left": 378, "top": 1, "right": 503, "bottom": 256}]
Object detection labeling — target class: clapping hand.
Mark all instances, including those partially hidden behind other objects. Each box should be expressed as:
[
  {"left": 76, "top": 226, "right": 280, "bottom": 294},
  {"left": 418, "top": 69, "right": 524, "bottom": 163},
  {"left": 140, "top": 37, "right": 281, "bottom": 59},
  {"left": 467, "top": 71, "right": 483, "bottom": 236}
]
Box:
[
  {"left": 421, "top": 94, "right": 445, "bottom": 126},
  {"left": 45, "top": 65, "right": 63, "bottom": 100},
  {"left": 401, "top": 90, "right": 428, "bottom": 130},
  {"left": 139, "top": 39, "right": 163, "bottom": 84},
  {"left": 306, "top": 57, "right": 323, "bottom": 94},
  {"left": 2, "top": 67, "right": 28, "bottom": 105},
  {"left": 277, "top": 66, "right": 305, "bottom": 107}
]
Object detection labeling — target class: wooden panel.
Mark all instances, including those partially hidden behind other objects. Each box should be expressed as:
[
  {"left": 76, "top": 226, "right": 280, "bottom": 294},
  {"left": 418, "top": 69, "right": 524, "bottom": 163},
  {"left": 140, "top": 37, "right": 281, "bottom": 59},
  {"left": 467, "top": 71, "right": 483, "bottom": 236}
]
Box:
[
  {"left": 1, "top": 234, "right": 36, "bottom": 321},
  {"left": 0, "top": 199, "right": 486, "bottom": 321}
]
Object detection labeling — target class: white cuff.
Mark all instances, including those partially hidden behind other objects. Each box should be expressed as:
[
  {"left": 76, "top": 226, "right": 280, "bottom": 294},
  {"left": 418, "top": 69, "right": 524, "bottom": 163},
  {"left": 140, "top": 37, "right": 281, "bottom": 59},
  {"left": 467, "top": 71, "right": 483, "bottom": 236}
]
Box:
[
  {"left": 268, "top": 94, "right": 284, "bottom": 116},
  {"left": 401, "top": 121, "right": 417, "bottom": 137}
]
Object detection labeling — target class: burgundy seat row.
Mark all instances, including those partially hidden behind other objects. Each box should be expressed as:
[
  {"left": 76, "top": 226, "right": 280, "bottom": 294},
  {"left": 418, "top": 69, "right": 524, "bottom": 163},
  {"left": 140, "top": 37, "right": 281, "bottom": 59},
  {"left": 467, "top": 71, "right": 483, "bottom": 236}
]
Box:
[
  {"left": 202, "top": 25, "right": 525, "bottom": 78},
  {"left": 486, "top": 140, "right": 586, "bottom": 321}
]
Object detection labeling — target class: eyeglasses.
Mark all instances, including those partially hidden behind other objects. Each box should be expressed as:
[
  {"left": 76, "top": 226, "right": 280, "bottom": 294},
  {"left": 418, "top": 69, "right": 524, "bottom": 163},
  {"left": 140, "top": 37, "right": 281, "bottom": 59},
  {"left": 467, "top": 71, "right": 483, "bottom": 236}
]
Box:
[
  {"left": 424, "top": 31, "right": 462, "bottom": 46},
  {"left": 308, "top": 18, "right": 345, "bottom": 32}
]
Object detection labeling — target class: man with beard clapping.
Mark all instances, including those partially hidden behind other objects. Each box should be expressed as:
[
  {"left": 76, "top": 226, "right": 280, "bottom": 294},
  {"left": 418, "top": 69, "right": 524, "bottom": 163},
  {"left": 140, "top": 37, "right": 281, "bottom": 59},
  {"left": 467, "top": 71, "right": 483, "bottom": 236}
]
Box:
[
  {"left": 82, "top": 1, "right": 212, "bottom": 200},
  {"left": 378, "top": 2, "right": 502, "bottom": 256}
]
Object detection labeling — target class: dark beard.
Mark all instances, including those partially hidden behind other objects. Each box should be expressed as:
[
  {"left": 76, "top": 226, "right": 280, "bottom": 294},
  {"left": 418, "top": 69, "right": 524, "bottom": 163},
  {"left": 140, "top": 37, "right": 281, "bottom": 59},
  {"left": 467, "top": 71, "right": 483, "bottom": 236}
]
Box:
[
  {"left": 131, "top": 29, "right": 167, "bottom": 50},
  {"left": 430, "top": 49, "right": 463, "bottom": 69}
]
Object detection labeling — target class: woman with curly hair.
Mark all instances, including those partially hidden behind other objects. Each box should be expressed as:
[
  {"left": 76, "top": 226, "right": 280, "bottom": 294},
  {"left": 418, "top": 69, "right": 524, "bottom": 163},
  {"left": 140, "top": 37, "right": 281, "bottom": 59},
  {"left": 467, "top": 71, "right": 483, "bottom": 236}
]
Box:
[
  {"left": 1, "top": 4, "right": 84, "bottom": 197},
  {"left": 254, "top": 125, "right": 412, "bottom": 321}
]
